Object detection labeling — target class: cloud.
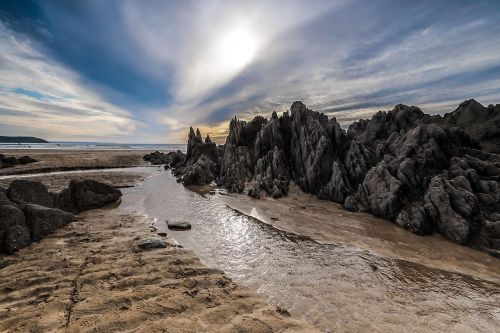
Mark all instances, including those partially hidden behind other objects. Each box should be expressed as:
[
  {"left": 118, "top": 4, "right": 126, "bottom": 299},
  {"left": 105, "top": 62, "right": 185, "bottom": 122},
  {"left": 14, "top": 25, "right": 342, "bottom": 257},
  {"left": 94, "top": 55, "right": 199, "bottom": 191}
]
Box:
[
  {"left": 1, "top": 0, "right": 499, "bottom": 144},
  {"left": 0, "top": 23, "right": 138, "bottom": 141}
]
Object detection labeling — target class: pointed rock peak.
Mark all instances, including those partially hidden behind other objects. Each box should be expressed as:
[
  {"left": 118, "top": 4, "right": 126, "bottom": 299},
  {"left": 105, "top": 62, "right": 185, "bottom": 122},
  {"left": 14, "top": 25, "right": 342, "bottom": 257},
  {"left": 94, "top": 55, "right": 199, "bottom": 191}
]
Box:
[
  {"left": 459, "top": 99, "right": 483, "bottom": 109},
  {"left": 188, "top": 127, "right": 196, "bottom": 139},
  {"left": 291, "top": 101, "right": 307, "bottom": 114},
  {"left": 195, "top": 128, "right": 202, "bottom": 142},
  {"left": 205, "top": 135, "right": 212, "bottom": 144},
  {"left": 271, "top": 111, "right": 278, "bottom": 120}
]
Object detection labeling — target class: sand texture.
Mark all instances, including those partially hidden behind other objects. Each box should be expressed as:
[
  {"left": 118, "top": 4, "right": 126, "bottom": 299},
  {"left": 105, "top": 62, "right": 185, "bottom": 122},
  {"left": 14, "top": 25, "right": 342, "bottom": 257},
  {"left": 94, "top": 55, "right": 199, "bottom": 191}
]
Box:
[
  {"left": 0, "top": 150, "right": 150, "bottom": 176},
  {"left": 0, "top": 208, "right": 317, "bottom": 333}
]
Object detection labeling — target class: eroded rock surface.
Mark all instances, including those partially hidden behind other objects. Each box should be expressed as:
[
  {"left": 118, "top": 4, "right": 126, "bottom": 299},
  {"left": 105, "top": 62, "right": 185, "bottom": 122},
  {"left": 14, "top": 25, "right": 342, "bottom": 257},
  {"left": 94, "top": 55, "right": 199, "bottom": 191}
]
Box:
[
  {"left": 0, "top": 179, "right": 122, "bottom": 254},
  {"left": 0, "top": 154, "right": 37, "bottom": 168},
  {"left": 175, "top": 100, "right": 500, "bottom": 255}
]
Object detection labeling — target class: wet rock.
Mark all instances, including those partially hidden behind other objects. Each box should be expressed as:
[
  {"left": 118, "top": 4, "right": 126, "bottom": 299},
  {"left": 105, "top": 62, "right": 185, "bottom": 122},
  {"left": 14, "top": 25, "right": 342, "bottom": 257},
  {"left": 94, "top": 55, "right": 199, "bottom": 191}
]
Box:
[
  {"left": 56, "top": 179, "right": 122, "bottom": 213},
  {"left": 343, "top": 196, "right": 359, "bottom": 212},
  {"left": 7, "top": 180, "right": 54, "bottom": 207},
  {"left": 137, "top": 238, "right": 167, "bottom": 250},
  {"left": 24, "top": 204, "right": 77, "bottom": 241},
  {"left": 166, "top": 220, "right": 191, "bottom": 230}
]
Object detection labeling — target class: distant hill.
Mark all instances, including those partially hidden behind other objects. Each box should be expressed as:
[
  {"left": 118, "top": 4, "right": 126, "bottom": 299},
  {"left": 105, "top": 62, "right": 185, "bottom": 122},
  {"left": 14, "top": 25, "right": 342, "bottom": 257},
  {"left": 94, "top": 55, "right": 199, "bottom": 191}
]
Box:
[{"left": 0, "top": 136, "right": 48, "bottom": 143}]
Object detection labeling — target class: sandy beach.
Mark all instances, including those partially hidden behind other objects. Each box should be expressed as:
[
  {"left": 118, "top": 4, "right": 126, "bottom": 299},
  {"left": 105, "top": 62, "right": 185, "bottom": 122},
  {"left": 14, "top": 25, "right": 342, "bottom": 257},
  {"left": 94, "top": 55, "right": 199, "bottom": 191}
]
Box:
[
  {"left": 0, "top": 150, "right": 149, "bottom": 176},
  {"left": 0, "top": 208, "right": 316, "bottom": 332}
]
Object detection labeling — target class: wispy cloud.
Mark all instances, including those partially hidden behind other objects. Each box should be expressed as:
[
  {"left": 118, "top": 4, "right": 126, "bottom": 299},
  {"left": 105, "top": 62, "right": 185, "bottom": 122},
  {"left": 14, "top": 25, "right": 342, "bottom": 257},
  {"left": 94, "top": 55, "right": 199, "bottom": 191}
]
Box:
[
  {"left": 0, "top": 23, "right": 138, "bottom": 141},
  {"left": 0, "top": 0, "right": 499, "bottom": 143}
]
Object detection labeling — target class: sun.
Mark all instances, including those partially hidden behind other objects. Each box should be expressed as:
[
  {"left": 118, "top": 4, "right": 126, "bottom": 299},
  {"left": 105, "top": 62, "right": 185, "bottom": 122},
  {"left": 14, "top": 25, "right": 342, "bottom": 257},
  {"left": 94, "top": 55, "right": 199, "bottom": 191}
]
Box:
[{"left": 215, "top": 27, "right": 258, "bottom": 72}]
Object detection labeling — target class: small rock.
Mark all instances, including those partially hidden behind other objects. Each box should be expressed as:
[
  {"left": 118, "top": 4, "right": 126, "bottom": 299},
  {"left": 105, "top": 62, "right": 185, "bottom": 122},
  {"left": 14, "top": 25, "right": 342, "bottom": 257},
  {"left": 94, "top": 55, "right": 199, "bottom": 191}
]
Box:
[
  {"left": 0, "top": 259, "right": 12, "bottom": 269},
  {"left": 166, "top": 220, "right": 191, "bottom": 230},
  {"left": 137, "top": 238, "right": 167, "bottom": 250},
  {"left": 182, "top": 278, "right": 197, "bottom": 289},
  {"left": 276, "top": 306, "right": 291, "bottom": 316},
  {"left": 157, "top": 232, "right": 167, "bottom": 237}
]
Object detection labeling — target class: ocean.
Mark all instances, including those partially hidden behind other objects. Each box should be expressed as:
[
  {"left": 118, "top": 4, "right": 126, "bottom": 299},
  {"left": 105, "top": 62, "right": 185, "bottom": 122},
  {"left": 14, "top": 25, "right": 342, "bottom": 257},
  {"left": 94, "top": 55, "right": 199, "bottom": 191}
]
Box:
[{"left": 0, "top": 142, "right": 187, "bottom": 152}]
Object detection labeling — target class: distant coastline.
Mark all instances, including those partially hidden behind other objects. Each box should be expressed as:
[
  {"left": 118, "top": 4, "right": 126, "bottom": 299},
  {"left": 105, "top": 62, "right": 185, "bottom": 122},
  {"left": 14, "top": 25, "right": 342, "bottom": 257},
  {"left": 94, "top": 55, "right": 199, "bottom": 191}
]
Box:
[
  {"left": 0, "top": 141, "right": 187, "bottom": 151},
  {"left": 0, "top": 136, "right": 48, "bottom": 143}
]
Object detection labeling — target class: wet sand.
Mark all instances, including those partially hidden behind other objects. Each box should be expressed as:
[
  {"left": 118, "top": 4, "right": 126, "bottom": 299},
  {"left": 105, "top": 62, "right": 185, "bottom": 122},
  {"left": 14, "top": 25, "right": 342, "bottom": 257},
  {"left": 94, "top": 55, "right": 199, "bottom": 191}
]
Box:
[
  {"left": 122, "top": 172, "right": 500, "bottom": 332},
  {"left": 222, "top": 184, "right": 500, "bottom": 283},
  {"left": 0, "top": 208, "right": 317, "bottom": 332}
]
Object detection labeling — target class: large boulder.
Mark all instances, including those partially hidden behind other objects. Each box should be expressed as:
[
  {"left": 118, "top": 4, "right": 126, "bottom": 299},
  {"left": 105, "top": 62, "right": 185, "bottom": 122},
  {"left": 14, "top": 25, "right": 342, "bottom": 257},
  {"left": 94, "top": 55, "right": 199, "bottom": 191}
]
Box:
[
  {"left": 4, "top": 224, "right": 31, "bottom": 254},
  {"left": 56, "top": 180, "right": 122, "bottom": 213},
  {"left": 7, "top": 180, "right": 54, "bottom": 207},
  {"left": 0, "top": 204, "right": 30, "bottom": 253},
  {"left": 24, "top": 204, "right": 77, "bottom": 241}
]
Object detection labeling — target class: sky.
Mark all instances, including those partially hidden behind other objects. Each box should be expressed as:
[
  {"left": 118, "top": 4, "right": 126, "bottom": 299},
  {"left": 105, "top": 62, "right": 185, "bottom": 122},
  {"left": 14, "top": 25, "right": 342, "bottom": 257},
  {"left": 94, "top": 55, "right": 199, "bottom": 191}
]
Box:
[{"left": 0, "top": 0, "right": 499, "bottom": 143}]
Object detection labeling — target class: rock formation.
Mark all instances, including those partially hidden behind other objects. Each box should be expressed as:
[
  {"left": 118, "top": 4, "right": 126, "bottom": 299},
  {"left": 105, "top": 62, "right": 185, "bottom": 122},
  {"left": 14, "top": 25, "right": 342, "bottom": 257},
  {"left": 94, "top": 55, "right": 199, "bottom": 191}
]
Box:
[
  {"left": 143, "top": 150, "right": 186, "bottom": 168},
  {"left": 0, "top": 179, "right": 122, "bottom": 254},
  {"left": 176, "top": 100, "right": 500, "bottom": 256},
  {"left": 0, "top": 154, "right": 37, "bottom": 168}
]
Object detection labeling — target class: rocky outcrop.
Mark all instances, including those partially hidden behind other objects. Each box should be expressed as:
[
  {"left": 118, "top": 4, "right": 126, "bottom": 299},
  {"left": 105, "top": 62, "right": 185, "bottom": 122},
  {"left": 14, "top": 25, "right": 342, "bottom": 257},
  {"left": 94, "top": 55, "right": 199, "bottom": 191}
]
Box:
[
  {"left": 173, "top": 127, "right": 221, "bottom": 186},
  {"left": 24, "top": 204, "right": 77, "bottom": 242},
  {"left": 435, "top": 99, "right": 500, "bottom": 154},
  {"left": 0, "top": 202, "right": 30, "bottom": 254},
  {"left": 7, "top": 180, "right": 54, "bottom": 207},
  {"left": 56, "top": 179, "right": 122, "bottom": 213},
  {"left": 143, "top": 150, "right": 186, "bottom": 168},
  {"left": 176, "top": 100, "right": 500, "bottom": 256},
  {"left": 0, "top": 179, "right": 122, "bottom": 254},
  {"left": 0, "top": 154, "right": 37, "bottom": 168}
]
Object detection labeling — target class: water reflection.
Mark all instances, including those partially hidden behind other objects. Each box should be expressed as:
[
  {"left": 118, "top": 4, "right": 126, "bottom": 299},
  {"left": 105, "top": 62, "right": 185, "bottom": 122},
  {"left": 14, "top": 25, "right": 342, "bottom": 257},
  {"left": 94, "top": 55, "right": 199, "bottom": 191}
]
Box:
[{"left": 117, "top": 170, "right": 500, "bottom": 332}]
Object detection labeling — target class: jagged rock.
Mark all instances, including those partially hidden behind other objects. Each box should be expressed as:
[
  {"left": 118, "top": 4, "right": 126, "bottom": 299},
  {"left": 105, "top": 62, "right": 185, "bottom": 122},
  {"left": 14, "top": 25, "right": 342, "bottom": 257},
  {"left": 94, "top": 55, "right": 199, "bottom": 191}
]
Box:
[
  {"left": 437, "top": 99, "right": 500, "bottom": 153},
  {"left": 56, "top": 179, "right": 122, "bottom": 213},
  {"left": 395, "top": 204, "right": 431, "bottom": 235},
  {"left": 24, "top": 204, "right": 77, "bottom": 242},
  {"left": 7, "top": 180, "right": 54, "bottom": 207},
  {"left": 143, "top": 150, "right": 186, "bottom": 167},
  {"left": 343, "top": 196, "right": 359, "bottom": 212},
  {"left": 181, "top": 155, "right": 217, "bottom": 186},
  {"left": 176, "top": 100, "right": 500, "bottom": 255}
]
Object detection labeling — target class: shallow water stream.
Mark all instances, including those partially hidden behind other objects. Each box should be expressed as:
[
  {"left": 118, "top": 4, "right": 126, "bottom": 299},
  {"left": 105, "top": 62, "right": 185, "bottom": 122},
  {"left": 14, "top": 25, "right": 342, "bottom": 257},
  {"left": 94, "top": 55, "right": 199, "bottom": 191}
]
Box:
[{"left": 117, "top": 169, "right": 500, "bottom": 332}]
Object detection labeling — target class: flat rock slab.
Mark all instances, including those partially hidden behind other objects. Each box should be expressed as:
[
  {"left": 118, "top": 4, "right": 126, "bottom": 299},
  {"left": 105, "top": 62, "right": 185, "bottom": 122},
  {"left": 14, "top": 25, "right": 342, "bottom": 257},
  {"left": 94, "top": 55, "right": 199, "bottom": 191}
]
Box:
[
  {"left": 137, "top": 238, "right": 167, "bottom": 250},
  {"left": 166, "top": 220, "right": 191, "bottom": 230}
]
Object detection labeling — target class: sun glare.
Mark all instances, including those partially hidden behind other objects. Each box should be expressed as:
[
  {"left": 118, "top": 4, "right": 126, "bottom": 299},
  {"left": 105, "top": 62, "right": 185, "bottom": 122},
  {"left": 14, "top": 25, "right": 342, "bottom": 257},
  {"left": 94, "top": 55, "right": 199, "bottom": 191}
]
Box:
[{"left": 216, "top": 27, "right": 258, "bottom": 72}]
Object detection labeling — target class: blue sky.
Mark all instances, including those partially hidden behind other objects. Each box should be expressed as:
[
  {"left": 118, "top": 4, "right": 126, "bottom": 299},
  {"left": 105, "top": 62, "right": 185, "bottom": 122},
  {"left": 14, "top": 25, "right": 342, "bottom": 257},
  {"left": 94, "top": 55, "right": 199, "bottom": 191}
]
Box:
[{"left": 0, "top": 0, "right": 499, "bottom": 143}]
